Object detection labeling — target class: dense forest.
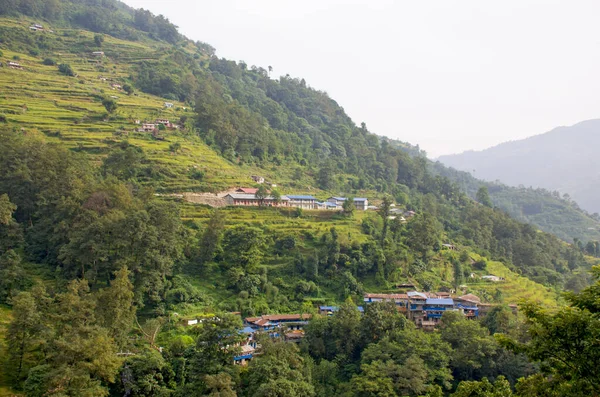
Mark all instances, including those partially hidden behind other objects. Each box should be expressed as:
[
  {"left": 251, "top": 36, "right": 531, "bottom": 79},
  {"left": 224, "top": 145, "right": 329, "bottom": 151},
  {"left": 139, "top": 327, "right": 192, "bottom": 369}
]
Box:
[{"left": 1, "top": 0, "right": 600, "bottom": 396}]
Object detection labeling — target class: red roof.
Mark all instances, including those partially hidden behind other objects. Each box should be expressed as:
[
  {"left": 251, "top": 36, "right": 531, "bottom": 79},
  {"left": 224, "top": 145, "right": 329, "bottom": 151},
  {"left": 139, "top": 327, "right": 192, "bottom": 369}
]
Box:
[{"left": 236, "top": 188, "right": 258, "bottom": 194}]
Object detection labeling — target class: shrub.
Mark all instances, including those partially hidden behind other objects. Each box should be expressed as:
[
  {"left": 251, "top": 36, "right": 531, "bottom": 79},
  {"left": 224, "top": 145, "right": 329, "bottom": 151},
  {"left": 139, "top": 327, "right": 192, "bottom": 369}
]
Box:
[
  {"left": 0, "top": 114, "right": 7, "bottom": 123},
  {"left": 12, "top": 55, "right": 20, "bottom": 61},
  {"left": 43, "top": 58, "right": 56, "bottom": 66},
  {"left": 0, "top": 50, "right": 4, "bottom": 57},
  {"left": 58, "top": 63, "right": 75, "bottom": 76},
  {"left": 29, "top": 49, "right": 39, "bottom": 56},
  {"left": 190, "top": 169, "right": 205, "bottom": 181}
]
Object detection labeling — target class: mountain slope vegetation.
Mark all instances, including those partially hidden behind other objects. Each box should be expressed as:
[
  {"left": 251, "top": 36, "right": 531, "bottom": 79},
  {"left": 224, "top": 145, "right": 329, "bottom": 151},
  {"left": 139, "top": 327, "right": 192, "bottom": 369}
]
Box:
[
  {"left": 0, "top": 1, "right": 599, "bottom": 396},
  {"left": 438, "top": 119, "right": 600, "bottom": 214}
]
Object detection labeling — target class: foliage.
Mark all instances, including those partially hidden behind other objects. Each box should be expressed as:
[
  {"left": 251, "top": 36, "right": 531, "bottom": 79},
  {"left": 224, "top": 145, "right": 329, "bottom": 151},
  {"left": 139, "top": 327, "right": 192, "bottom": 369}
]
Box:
[{"left": 58, "top": 63, "right": 75, "bottom": 76}]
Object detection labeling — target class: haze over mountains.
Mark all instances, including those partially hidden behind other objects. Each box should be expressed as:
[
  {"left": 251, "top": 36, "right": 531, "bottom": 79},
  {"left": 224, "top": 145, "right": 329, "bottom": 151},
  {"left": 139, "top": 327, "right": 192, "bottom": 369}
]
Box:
[{"left": 438, "top": 119, "right": 600, "bottom": 214}]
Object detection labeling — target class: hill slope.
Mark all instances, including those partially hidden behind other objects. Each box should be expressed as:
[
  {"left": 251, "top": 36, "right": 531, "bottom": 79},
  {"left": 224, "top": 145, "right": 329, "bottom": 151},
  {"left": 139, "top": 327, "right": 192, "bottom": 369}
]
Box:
[{"left": 438, "top": 119, "right": 600, "bottom": 214}]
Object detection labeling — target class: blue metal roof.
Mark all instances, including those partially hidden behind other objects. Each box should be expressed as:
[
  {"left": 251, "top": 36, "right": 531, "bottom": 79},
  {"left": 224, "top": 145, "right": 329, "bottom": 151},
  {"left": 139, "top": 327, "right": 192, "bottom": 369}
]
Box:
[
  {"left": 354, "top": 198, "right": 368, "bottom": 202},
  {"left": 239, "top": 326, "right": 256, "bottom": 334},
  {"left": 287, "top": 195, "right": 316, "bottom": 200},
  {"left": 330, "top": 197, "right": 346, "bottom": 201},
  {"left": 426, "top": 298, "right": 454, "bottom": 305},
  {"left": 319, "top": 306, "right": 339, "bottom": 311}
]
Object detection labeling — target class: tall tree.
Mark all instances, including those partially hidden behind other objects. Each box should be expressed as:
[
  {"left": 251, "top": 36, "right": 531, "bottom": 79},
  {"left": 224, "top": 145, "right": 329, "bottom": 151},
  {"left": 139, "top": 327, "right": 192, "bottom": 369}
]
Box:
[
  {"left": 198, "top": 210, "right": 225, "bottom": 266},
  {"left": 378, "top": 194, "right": 393, "bottom": 246},
  {"left": 476, "top": 186, "right": 493, "bottom": 208}
]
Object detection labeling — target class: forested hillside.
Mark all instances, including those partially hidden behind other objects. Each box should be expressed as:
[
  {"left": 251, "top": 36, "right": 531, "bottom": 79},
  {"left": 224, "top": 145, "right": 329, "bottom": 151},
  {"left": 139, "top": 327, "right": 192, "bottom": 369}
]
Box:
[
  {"left": 430, "top": 161, "right": 600, "bottom": 243},
  {"left": 438, "top": 119, "right": 600, "bottom": 214},
  {"left": 1, "top": 1, "right": 600, "bottom": 396}
]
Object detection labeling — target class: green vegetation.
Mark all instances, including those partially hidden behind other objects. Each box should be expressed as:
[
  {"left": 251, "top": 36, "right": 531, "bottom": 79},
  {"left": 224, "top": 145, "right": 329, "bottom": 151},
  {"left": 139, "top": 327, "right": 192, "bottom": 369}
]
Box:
[{"left": 0, "top": 1, "right": 599, "bottom": 396}]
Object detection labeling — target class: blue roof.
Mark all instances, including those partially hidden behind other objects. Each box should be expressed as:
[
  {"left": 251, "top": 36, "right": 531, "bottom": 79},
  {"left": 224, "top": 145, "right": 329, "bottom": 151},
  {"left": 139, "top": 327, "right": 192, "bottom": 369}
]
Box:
[
  {"left": 329, "top": 197, "right": 368, "bottom": 202},
  {"left": 426, "top": 298, "right": 454, "bottom": 305},
  {"left": 318, "top": 201, "right": 338, "bottom": 207},
  {"left": 240, "top": 326, "right": 256, "bottom": 334},
  {"left": 287, "top": 195, "right": 316, "bottom": 200},
  {"left": 357, "top": 306, "right": 364, "bottom": 313},
  {"left": 319, "top": 306, "right": 339, "bottom": 311}
]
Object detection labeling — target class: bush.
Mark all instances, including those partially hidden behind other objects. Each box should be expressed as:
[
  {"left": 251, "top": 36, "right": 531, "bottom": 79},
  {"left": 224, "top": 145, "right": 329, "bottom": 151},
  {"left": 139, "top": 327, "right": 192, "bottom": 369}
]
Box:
[
  {"left": 0, "top": 50, "right": 4, "bottom": 57},
  {"left": 43, "top": 58, "right": 56, "bottom": 66},
  {"left": 190, "top": 169, "right": 205, "bottom": 181},
  {"left": 58, "top": 63, "right": 75, "bottom": 76},
  {"left": 29, "top": 49, "right": 39, "bottom": 56},
  {"left": 12, "top": 55, "right": 20, "bottom": 61},
  {"left": 0, "top": 114, "right": 7, "bottom": 123}
]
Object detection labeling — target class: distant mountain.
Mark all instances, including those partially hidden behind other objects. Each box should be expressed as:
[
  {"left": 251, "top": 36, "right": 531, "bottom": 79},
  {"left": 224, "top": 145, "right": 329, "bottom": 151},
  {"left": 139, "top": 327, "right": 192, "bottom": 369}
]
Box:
[{"left": 438, "top": 119, "right": 600, "bottom": 214}]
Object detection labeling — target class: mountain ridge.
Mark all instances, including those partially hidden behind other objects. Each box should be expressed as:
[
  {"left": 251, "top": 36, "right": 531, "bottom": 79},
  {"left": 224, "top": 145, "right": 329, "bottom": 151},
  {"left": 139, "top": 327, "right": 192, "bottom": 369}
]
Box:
[{"left": 438, "top": 119, "right": 600, "bottom": 214}]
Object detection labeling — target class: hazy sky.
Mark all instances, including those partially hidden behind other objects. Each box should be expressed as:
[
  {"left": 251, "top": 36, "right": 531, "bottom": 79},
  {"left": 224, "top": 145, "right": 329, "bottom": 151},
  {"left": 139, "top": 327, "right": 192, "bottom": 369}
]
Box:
[{"left": 122, "top": 0, "right": 600, "bottom": 157}]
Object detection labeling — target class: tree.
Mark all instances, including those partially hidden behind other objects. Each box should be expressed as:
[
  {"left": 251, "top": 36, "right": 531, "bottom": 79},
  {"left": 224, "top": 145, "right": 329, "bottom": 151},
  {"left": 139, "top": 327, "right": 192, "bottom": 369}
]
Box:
[
  {"left": 203, "top": 373, "right": 237, "bottom": 397},
  {"left": 271, "top": 189, "right": 282, "bottom": 205},
  {"left": 378, "top": 194, "right": 393, "bottom": 246},
  {"left": 245, "top": 341, "right": 315, "bottom": 397},
  {"left": 6, "top": 290, "right": 45, "bottom": 387},
  {"left": 439, "top": 311, "right": 498, "bottom": 382},
  {"left": 499, "top": 267, "right": 600, "bottom": 395},
  {"left": 113, "top": 349, "right": 175, "bottom": 396},
  {"left": 255, "top": 184, "right": 268, "bottom": 206},
  {"left": 94, "top": 34, "right": 104, "bottom": 47},
  {"left": 198, "top": 210, "right": 225, "bottom": 266},
  {"left": 123, "top": 84, "right": 133, "bottom": 95},
  {"left": 451, "top": 376, "right": 513, "bottom": 397},
  {"left": 222, "top": 225, "right": 266, "bottom": 271},
  {"left": 405, "top": 213, "right": 442, "bottom": 260},
  {"left": 96, "top": 267, "right": 136, "bottom": 350},
  {"left": 476, "top": 186, "right": 493, "bottom": 208},
  {"left": 169, "top": 142, "right": 181, "bottom": 153},
  {"left": 0, "top": 193, "right": 16, "bottom": 225},
  {"left": 102, "top": 98, "right": 117, "bottom": 114},
  {"left": 58, "top": 63, "right": 75, "bottom": 77},
  {"left": 342, "top": 196, "right": 355, "bottom": 217}
]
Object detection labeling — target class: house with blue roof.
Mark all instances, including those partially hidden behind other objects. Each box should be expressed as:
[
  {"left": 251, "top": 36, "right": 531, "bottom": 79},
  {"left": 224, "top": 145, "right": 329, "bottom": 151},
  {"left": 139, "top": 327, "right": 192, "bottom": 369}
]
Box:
[
  {"left": 327, "top": 197, "right": 369, "bottom": 210},
  {"left": 286, "top": 195, "right": 317, "bottom": 209}
]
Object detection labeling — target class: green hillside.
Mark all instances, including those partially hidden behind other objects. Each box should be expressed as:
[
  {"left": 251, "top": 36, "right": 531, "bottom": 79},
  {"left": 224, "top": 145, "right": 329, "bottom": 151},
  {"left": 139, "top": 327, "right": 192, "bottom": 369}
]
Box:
[{"left": 0, "top": 1, "right": 599, "bottom": 396}]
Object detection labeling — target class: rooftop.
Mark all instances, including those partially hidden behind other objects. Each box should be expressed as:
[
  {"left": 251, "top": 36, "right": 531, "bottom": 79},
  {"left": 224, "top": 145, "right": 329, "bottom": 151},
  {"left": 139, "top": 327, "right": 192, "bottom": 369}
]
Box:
[
  {"left": 287, "top": 195, "right": 317, "bottom": 200},
  {"left": 226, "top": 193, "right": 289, "bottom": 201},
  {"left": 425, "top": 298, "right": 454, "bottom": 305}
]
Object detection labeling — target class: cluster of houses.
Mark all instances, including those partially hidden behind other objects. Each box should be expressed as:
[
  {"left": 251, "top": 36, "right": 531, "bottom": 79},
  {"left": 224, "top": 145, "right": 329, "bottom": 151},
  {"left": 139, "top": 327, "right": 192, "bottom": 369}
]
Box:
[
  {"left": 181, "top": 290, "right": 514, "bottom": 366},
  {"left": 223, "top": 187, "right": 369, "bottom": 211},
  {"left": 135, "top": 118, "right": 180, "bottom": 133},
  {"left": 363, "top": 291, "right": 516, "bottom": 331},
  {"left": 235, "top": 314, "right": 312, "bottom": 365}
]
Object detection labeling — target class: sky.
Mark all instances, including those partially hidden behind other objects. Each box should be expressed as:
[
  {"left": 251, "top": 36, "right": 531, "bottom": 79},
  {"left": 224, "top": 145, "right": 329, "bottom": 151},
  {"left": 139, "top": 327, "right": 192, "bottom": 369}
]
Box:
[{"left": 122, "top": 0, "right": 600, "bottom": 158}]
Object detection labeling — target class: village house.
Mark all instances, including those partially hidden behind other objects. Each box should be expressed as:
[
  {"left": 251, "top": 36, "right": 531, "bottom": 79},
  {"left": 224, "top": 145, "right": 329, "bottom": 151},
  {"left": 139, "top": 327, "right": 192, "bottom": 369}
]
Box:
[
  {"left": 92, "top": 51, "right": 104, "bottom": 57},
  {"left": 327, "top": 197, "right": 369, "bottom": 210},
  {"left": 362, "top": 291, "right": 497, "bottom": 330},
  {"left": 224, "top": 193, "right": 290, "bottom": 207},
  {"left": 164, "top": 102, "right": 174, "bottom": 108},
  {"left": 287, "top": 195, "right": 317, "bottom": 210},
  {"left": 111, "top": 83, "right": 122, "bottom": 89},
  {"left": 139, "top": 123, "right": 157, "bottom": 132},
  {"left": 155, "top": 118, "right": 178, "bottom": 129},
  {"left": 316, "top": 201, "right": 339, "bottom": 210},
  {"left": 8, "top": 61, "right": 23, "bottom": 70},
  {"left": 482, "top": 275, "right": 504, "bottom": 282},
  {"left": 251, "top": 175, "right": 265, "bottom": 184}
]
